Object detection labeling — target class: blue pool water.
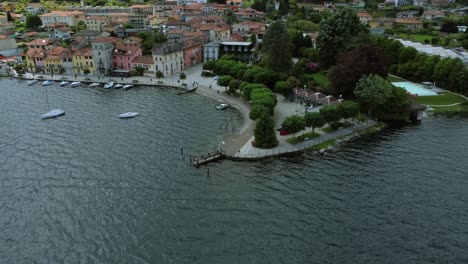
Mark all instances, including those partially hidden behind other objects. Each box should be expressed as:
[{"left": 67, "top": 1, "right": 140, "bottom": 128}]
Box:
[{"left": 392, "top": 82, "right": 438, "bottom": 96}]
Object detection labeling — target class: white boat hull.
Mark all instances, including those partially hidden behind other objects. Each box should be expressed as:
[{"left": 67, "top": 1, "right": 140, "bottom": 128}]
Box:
[
  {"left": 123, "top": 85, "right": 133, "bottom": 90},
  {"left": 90, "top": 83, "right": 100, "bottom": 87},
  {"left": 42, "top": 81, "right": 54, "bottom": 86},
  {"left": 41, "top": 109, "right": 65, "bottom": 119},
  {"left": 59, "top": 81, "right": 69, "bottom": 86},
  {"left": 28, "top": 80, "right": 38, "bottom": 85},
  {"left": 119, "top": 112, "right": 139, "bottom": 119},
  {"left": 114, "top": 84, "right": 123, "bottom": 89},
  {"left": 104, "top": 82, "right": 114, "bottom": 89},
  {"left": 70, "top": 82, "right": 81, "bottom": 87}
]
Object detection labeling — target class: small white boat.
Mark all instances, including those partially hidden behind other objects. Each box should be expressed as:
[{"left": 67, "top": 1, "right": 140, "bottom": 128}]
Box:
[
  {"left": 59, "top": 81, "right": 70, "bottom": 86},
  {"left": 41, "top": 109, "right": 65, "bottom": 119},
  {"left": 70, "top": 82, "right": 81, "bottom": 87},
  {"left": 114, "top": 84, "right": 123, "bottom": 89},
  {"left": 90, "top": 82, "right": 100, "bottom": 87},
  {"left": 119, "top": 112, "right": 139, "bottom": 119},
  {"left": 28, "top": 80, "right": 38, "bottom": 85},
  {"left": 123, "top": 85, "right": 133, "bottom": 90},
  {"left": 42, "top": 80, "right": 54, "bottom": 86},
  {"left": 216, "top": 103, "right": 229, "bottom": 110},
  {"left": 104, "top": 82, "right": 114, "bottom": 89}
]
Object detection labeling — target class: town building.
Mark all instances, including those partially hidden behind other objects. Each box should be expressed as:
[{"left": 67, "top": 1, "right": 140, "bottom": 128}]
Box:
[
  {"left": 48, "top": 24, "right": 72, "bottom": 40},
  {"left": 24, "top": 48, "right": 46, "bottom": 72},
  {"left": 112, "top": 45, "right": 142, "bottom": 73},
  {"left": 422, "top": 10, "right": 445, "bottom": 20},
  {"left": 177, "top": 0, "right": 207, "bottom": 6},
  {"left": 91, "top": 37, "right": 120, "bottom": 75},
  {"left": 44, "top": 46, "right": 73, "bottom": 74},
  {"left": 0, "top": 34, "right": 18, "bottom": 57},
  {"left": 26, "top": 38, "right": 54, "bottom": 50},
  {"left": 393, "top": 18, "right": 424, "bottom": 30},
  {"left": 67, "top": 6, "right": 131, "bottom": 16},
  {"left": 0, "top": 2, "right": 15, "bottom": 13},
  {"left": 369, "top": 17, "right": 394, "bottom": 29},
  {"left": 73, "top": 29, "right": 101, "bottom": 42},
  {"left": 40, "top": 11, "right": 85, "bottom": 27},
  {"left": 234, "top": 8, "right": 265, "bottom": 21},
  {"left": 152, "top": 43, "right": 184, "bottom": 76},
  {"left": 203, "top": 41, "right": 255, "bottom": 64},
  {"left": 131, "top": 55, "right": 155, "bottom": 76},
  {"left": 192, "top": 23, "right": 230, "bottom": 41},
  {"left": 357, "top": 12, "right": 372, "bottom": 24},
  {"left": 232, "top": 21, "right": 266, "bottom": 33},
  {"left": 131, "top": 5, "right": 153, "bottom": 16},
  {"left": 183, "top": 38, "right": 203, "bottom": 69},
  {"left": 72, "top": 48, "right": 95, "bottom": 75},
  {"left": 26, "top": 3, "right": 45, "bottom": 14},
  {"left": 83, "top": 16, "right": 110, "bottom": 32}
]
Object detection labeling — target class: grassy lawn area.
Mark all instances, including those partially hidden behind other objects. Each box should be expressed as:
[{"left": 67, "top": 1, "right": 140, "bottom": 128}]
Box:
[
  {"left": 286, "top": 131, "right": 320, "bottom": 144},
  {"left": 310, "top": 139, "right": 336, "bottom": 150},
  {"left": 387, "top": 75, "right": 406, "bottom": 82},
  {"left": 311, "top": 72, "right": 330, "bottom": 87},
  {"left": 414, "top": 93, "right": 466, "bottom": 106},
  {"left": 397, "top": 33, "right": 433, "bottom": 44},
  {"left": 322, "top": 126, "right": 336, "bottom": 133}
]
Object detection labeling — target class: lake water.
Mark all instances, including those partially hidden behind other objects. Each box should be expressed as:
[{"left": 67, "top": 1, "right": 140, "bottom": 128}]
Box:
[{"left": 1, "top": 79, "right": 467, "bottom": 263}]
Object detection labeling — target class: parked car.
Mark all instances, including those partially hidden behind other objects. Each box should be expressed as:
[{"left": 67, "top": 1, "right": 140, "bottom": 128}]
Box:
[{"left": 213, "top": 76, "right": 219, "bottom": 80}]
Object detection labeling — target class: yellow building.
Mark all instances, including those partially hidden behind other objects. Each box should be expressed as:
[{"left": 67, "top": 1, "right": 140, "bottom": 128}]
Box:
[
  {"left": 44, "top": 56, "right": 62, "bottom": 74},
  {"left": 148, "top": 15, "right": 168, "bottom": 26},
  {"left": 72, "top": 48, "right": 95, "bottom": 75},
  {"left": 83, "top": 16, "right": 110, "bottom": 32}
]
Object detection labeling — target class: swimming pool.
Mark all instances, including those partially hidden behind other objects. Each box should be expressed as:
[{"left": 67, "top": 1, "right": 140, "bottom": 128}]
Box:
[{"left": 392, "top": 82, "right": 438, "bottom": 96}]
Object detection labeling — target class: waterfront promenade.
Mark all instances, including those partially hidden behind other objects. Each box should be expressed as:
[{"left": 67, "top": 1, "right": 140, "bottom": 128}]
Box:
[{"left": 18, "top": 65, "right": 378, "bottom": 161}]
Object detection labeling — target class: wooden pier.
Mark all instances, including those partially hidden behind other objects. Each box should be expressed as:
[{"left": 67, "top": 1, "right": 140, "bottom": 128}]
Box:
[{"left": 192, "top": 152, "right": 225, "bottom": 168}]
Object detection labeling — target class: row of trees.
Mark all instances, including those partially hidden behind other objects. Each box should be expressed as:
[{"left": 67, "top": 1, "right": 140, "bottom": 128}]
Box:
[
  {"left": 376, "top": 38, "right": 468, "bottom": 95},
  {"left": 281, "top": 101, "right": 360, "bottom": 135}
]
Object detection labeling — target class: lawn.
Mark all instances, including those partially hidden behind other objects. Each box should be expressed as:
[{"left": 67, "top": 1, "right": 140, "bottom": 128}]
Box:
[
  {"left": 286, "top": 131, "right": 320, "bottom": 144},
  {"left": 311, "top": 72, "right": 330, "bottom": 87},
  {"left": 397, "top": 33, "right": 433, "bottom": 44},
  {"left": 387, "top": 75, "right": 406, "bottom": 82},
  {"left": 414, "top": 93, "right": 466, "bottom": 106},
  {"left": 310, "top": 139, "right": 336, "bottom": 150}
]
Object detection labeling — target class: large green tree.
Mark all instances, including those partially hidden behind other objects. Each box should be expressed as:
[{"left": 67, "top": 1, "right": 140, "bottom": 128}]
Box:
[
  {"left": 254, "top": 114, "right": 278, "bottom": 148},
  {"left": 282, "top": 115, "right": 306, "bottom": 136},
  {"left": 337, "top": 101, "right": 359, "bottom": 121},
  {"left": 317, "top": 9, "right": 367, "bottom": 69},
  {"left": 320, "top": 105, "right": 341, "bottom": 125},
  {"left": 262, "top": 21, "right": 292, "bottom": 73},
  {"left": 26, "top": 14, "right": 42, "bottom": 29},
  {"left": 373, "top": 86, "right": 410, "bottom": 121},
  {"left": 354, "top": 74, "right": 393, "bottom": 116},
  {"left": 304, "top": 112, "right": 325, "bottom": 132},
  {"left": 328, "top": 45, "right": 388, "bottom": 97}
]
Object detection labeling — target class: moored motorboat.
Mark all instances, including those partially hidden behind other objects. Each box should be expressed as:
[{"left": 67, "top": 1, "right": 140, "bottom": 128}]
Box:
[
  {"left": 28, "top": 80, "right": 38, "bottom": 85},
  {"left": 59, "top": 81, "right": 70, "bottom": 86},
  {"left": 123, "top": 84, "right": 133, "bottom": 90},
  {"left": 114, "top": 84, "right": 123, "bottom": 89},
  {"left": 216, "top": 103, "right": 229, "bottom": 110},
  {"left": 104, "top": 82, "right": 114, "bottom": 89},
  {"left": 41, "top": 109, "right": 65, "bottom": 119},
  {"left": 90, "top": 82, "right": 100, "bottom": 87},
  {"left": 42, "top": 80, "right": 54, "bottom": 86},
  {"left": 70, "top": 82, "right": 81, "bottom": 87},
  {"left": 119, "top": 112, "right": 139, "bottom": 119}
]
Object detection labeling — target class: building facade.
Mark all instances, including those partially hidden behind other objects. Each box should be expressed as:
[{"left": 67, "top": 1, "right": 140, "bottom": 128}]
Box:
[{"left": 152, "top": 43, "right": 184, "bottom": 76}]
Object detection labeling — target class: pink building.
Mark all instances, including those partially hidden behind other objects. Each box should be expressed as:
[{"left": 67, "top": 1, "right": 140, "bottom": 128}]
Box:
[
  {"left": 112, "top": 45, "right": 142, "bottom": 72},
  {"left": 183, "top": 38, "right": 203, "bottom": 69}
]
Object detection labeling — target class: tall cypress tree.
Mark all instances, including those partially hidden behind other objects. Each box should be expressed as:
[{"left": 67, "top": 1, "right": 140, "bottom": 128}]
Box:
[{"left": 262, "top": 21, "right": 292, "bottom": 73}]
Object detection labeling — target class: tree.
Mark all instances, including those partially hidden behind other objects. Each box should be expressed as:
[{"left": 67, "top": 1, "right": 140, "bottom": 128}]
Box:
[
  {"left": 26, "top": 14, "right": 42, "bottom": 29},
  {"left": 253, "top": 115, "right": 278, "bottom": 149},
  {"left": 250, "top": 105, "right": 270, "bottom": 120},
  {"left": 83, "top": 68, "right": 90, "bottom": 75},
  {"left": 399, "top": 46, "right": 418, "bottom": 64},
  {"left": 373, "top": 87, "right": 410, "bottom": 121},
  {"left": 179, "top": 72, "right": 186, "bottom": 80},
  {"left": 282, "top": 115, "right": 306, "bottom": 136},
  {"left": 217, "top": 75, "right": 234, "bottom": 88},
  {"left": 328, "top": 45, "right": 388, "bottom": 97},
  {"left": 6, "top": 12, "right": 13, "bottom": 22},
  {"left": 156, "top": 70, "right": 164, "bottom": 79},
  {"left": 440, "top": 21, "right": 459, "bottom": 34},
  {"left": 433, "top": 57, "right": 455, "bottom": 88},
  {"left": 320, "top": 105, "right": 341, "bottom": 125},
  {"left": 287, "top": 76, "right": 301, "bottom": 89},
  {"left": 317, "top": 9, "right": 367, "bottom": 69},
  {"left": 304, "top": 112, "right": 325, "bottom": 132},
  {"left": 203, "top": 60, "right": 216, "bottom": 71},
  {"left": 337, "top": 101, "right": 359, "bottom": 121},
  {"left": 274, "top": 81, "right": 290, "bottom": 95},
  {"left": 154, "top": 32, "right": 167, "bottom": 43},
  {"left": 262, "top": 21, "right": 292, "bottom": 73},
  {"left": 228, "top": 79, "right": 241, "bottom": 94},
  {"left": 250, "top": 33, "right": 257, "bottom": 46},
  {"left": 240, "top": 83, "right": 267, "bottom": 100},
  {"left": 354, "top": 74, "right": 393, "bottom": 116}
]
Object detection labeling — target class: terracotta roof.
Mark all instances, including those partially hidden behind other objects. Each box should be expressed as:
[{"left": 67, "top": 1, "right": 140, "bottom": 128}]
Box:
[
  {"left": 26, "top": 38, "right": 53, "bottom": 46},
  {"left": 0, "top": 34, "right": 9, "bottom": 40},
  {"left": 72, "top": 48, "right": 93, "bottom": 56},
  {"left": 28, "top": 3, "right": 43, "bottom": 8},
  {"left": 357, "top": 12, "right": 372, "bottom": 18},
  {"left": 112, "top": 45, "right": 141, "bottom": 56},
  {"left": 40, "top": 11, "right": 84, "bottom": 17},
  {"left": 131, "top": 55, "right": 153, "bottom": 65},
  {"left": 393, "top": 18, "right": 423, "bottom": 24},
  {"left": 167, "top": 29, "right": 185, "bottom": 34},
  {"left": 131, "top": 5, "right": 152, "bottom": 8},
  {"left": 424, "top": 10, "right": 444, "bottom": 15},
  {"left": 128, "top": 36, "right": 143, "bottom": 43},
  {"left": 26, "top": 47, "right": 46, "bottom": 58},
  {"left": 91, "top": 37, "right": 120, "bottom": 43}
]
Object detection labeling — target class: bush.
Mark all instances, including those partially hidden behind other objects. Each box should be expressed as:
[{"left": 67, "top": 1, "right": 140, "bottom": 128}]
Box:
[
  {"left": 249, "top": 105, "right": 270, "bottom": 120},
  {"left": 228, "top": 79, "right": 241, "bottom": 94},
  {"left": 274, "top": 81, "right": 290, "bottom": 95},
  {"left": 330, "top": 121, "right": 342, "bottom": 130}
]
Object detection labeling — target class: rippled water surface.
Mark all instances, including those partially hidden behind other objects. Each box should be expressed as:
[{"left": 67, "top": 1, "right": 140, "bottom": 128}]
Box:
[{"left": 1, "top": 79, "right": 467, "bottom": 263}]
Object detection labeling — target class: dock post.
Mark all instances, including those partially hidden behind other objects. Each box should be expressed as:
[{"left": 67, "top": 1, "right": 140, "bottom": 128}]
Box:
[
  {"left": 189, "top": 155, "right": 192, "bottom": 163},
  {"left": 180, "top": 146, "right": 184, "bottom": 155},
  {"left": 207, "top": 167, "right": 210, "bottom": 176}
]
